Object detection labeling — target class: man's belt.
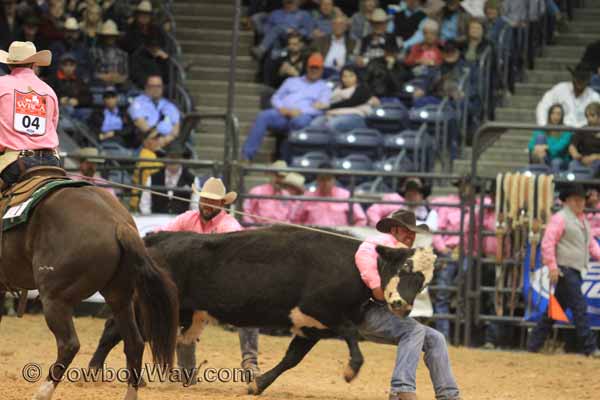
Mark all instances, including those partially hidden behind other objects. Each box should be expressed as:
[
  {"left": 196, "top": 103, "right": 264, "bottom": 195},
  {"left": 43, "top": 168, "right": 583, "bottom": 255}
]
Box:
[{"left": 17, "top": 149, "right": 59, "bottom": 158}]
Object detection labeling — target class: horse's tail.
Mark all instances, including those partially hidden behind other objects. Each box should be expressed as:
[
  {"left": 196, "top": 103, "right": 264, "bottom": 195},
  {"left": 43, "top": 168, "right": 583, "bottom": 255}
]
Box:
[{"left": 116, "top": 223, "right": 178, "bottom": 367}]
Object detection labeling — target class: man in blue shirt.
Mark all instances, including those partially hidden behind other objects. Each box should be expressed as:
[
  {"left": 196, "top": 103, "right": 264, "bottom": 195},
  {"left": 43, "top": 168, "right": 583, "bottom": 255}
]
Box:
[
  {"left": 251, "top": 0, "right": 313, "bottom": 60},
  {"left": 128, "top": 75, "right": 181, "bottom": 150},
  {"left": 242, "top": 53, "right": 331, "bottom": 161}
]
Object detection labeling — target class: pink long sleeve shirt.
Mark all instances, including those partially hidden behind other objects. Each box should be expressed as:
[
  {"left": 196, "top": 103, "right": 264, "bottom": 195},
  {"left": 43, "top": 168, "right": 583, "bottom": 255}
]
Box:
[
  {"left": 431, "top": 195, "right": 470, "bottom": 253},
  {"left": 242, "top": 183, "right": 294, "bottom": 224},
  {"left": 587, "top": 203, "right": 600, "bottom": 238},
  {"left": 292, "top": 186, "right": 367, "bottom": 226},
  {"left": 159, "top": 210, "right": 242, "bottom": 234},
  {"left": 366, "top": 193, "right": 404, "bottom": 226},
  {"left": 541, "top": 211, "right": 600, "bottom": 271},
  {"left": 355, "top": 233, "right": 400, "bottom": 289},
  {"left": 0, "top": 68, "right": 59, "bottom": 151}
]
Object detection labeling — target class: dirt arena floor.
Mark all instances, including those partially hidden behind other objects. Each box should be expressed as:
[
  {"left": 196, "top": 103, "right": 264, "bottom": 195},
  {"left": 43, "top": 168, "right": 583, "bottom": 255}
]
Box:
[{"left": 0, "top": 316, "right": 598, "bottom": 400}]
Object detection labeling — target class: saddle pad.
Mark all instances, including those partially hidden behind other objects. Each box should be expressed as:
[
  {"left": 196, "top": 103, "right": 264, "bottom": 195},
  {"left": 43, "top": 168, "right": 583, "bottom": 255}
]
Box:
[{"left": 2, "top": 180, "right": 91, "bottom": 232}]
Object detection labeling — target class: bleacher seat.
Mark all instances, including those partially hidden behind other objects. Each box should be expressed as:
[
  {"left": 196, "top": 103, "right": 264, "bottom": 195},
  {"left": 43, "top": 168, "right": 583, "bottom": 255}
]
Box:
[
  {"left": 290, "top": 151, "right": 330, "bottom": 169},
  {"left": 365, "top": 103, "right": 409, "bottom": 133},
  {"left": 288, "top": 127, "right": 332, "bottom": 158},
  {"left": 374, "top": 155, "right": 416, "bottom": 173},
  {"left": 332, "top": 128, "right": 382, "bottom": 158},
  {"left": 332, "top": 154, "right": 373, "bottom": 185},
  {"left": 518, "top": 164, "right": 551, "bottom": 175}
]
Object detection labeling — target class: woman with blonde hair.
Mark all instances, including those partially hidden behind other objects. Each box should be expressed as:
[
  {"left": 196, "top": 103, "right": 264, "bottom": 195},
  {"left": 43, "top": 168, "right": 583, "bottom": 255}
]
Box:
[{"left": 80, "top": 1, "right": 103, "bottom": 47}]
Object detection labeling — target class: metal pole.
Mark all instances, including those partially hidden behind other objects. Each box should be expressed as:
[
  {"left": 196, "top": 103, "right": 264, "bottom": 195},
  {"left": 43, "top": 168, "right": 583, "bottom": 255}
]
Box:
[{"left": 225, "top": 0, "right": 242, "bottom": 185}]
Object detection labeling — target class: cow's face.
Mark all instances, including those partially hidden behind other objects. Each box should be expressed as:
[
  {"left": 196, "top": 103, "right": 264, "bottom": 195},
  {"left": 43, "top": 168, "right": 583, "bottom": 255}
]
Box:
[{"left": 376, "top": 246, "right": 436, "bottom": 318}]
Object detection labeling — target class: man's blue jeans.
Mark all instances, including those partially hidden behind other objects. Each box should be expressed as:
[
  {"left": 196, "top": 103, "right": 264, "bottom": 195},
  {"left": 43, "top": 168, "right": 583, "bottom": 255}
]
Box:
[
  {"left": 358, "top": 301, "right": 460, "bottom": 399},
  {"left": 569, "top": 159, "right": 600, "bottom": 178},
  {"left": 309, "top": 114, "right": 367, "bottom": 133},
  {"left": 242, "top": 108, "right": 314, "bottom": 160},
  {"left": 527, "top": 266, "right": 598, "bottom": 355}
]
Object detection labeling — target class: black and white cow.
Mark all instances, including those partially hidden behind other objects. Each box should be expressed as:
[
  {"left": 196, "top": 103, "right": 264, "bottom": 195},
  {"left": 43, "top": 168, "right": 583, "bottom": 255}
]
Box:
[{"left": 89, "top": 225, "right": 435, "bottom": 394}]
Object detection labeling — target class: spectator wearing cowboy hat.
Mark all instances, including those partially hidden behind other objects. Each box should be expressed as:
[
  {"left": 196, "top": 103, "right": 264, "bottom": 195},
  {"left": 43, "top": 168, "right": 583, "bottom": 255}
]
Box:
[
  {"left": 355, "top": 208, "right": 461, "bottom": 400},
  {"left": 243, "top": 160, "right": 299, "bottom": 225},
  {"left": 69, "top": 147, "right": 116, "bottom": 196},
  {"left": 139, "top": 143, "right": 200, "bottom": 216},
  {"left": 90, "top": 19, "right": 129, "bottom": 88},
  {"left": 121, "top": 0, "right": 166, "bottom": 54},
  {"left": 367, "top": 177, "right": 438, "bottom": 231},
  {"left": 47, "top": 51, "right": 92, "bottom": 120},
  {"left": 291, "top": 161, "right": 367, "bottom": 226},
  {"left": 155, "top": 177, "right": 261, "bottom": 378},
  {"left": 536, "top": 63, "right": 600, "bottom": 128},
  {"left": 354, "top": 8, "right": 398, "bottom": 68},
  {"left": 15, "top": 14, "right": 46, "bottom": 53},
  {"left": 48, "top": 17, "right": 92, "bottom": 82},
  {"left": 528, "top": 183, "right": 600, "bottom": 358}
]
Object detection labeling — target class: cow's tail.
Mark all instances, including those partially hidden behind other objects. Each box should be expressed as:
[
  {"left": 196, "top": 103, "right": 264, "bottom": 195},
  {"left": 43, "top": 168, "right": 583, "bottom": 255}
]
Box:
[{"left": 116, "top": 223, "right": 178, "bottom": 367}]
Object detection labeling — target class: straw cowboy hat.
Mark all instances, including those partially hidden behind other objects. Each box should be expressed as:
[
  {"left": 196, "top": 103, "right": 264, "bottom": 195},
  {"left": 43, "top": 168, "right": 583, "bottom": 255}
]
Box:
[
  {"left": 74, "top": 147, "right": 103, "bottom": 164},
  {"left": 194, "top": 177, "right": 237, "bottom": 205},
  {"left": 369, "top": 8, "right": 390, "bottom": 23},
  {"left": 64, "top": 17, "right": 80, "bottom": 31},
  {"left": 281, "top": 172, "right": 305, "bottom": 193},
  {"left": 0, "top": 41, "right": 51, "bottom": 66},
  {"left": 270, "top": 160, "right": 288, "bottom": 177},
  {"left": 135, "top": 0, "right": 153, "bottom": 13},
  {"left": 376, "top": 209, "right": 430, "bottom": 235},
  {"left": 98, "top": 19, "right": 120, "bottom": 36}
]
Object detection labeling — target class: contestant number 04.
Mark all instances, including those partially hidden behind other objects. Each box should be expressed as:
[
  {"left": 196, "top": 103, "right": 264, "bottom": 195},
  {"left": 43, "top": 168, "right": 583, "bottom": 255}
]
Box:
[{"left": 13, "top": 91, "right": 48, "bottom": 136}]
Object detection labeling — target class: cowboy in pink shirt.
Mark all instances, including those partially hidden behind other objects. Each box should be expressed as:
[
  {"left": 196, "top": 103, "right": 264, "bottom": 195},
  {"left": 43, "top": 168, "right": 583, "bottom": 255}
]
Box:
[
  {"left": 528, "top": 184, "right": 600, "bottom": 357},
  {"left": 367, "top": 192, "right": 404, "bottom": 226},
  {"left": 585, "top": 188, "right": 600, "bottom": 238},
  {"left": 0, "top": 41, "right": 60, "bottom": 188},
  {"left": 155, "top": 177, "right": 262, "bottom": 376},
  {"left": 243, "top": 161, "right": 297, "bottom": 225},
  {"left": 292, "top": 164, "right": 366, "bottom": 226}
]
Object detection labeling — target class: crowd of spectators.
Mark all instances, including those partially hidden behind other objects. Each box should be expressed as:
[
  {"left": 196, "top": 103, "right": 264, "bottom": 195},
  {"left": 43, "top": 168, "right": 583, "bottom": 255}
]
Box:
[{"left": 241, "top": 0, "right": 566, "bottom": 165}]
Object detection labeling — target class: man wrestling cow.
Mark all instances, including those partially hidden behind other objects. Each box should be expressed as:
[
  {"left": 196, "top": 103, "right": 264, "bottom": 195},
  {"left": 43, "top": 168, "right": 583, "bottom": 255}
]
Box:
[{"left": 90, "top": 178, "right": 459, "bottom": 399}]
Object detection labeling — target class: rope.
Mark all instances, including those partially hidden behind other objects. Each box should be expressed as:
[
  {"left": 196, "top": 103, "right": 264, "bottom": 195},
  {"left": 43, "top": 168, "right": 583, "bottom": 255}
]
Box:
[{"left": 69, "top": 173, "right": 396, "bottom": 246}]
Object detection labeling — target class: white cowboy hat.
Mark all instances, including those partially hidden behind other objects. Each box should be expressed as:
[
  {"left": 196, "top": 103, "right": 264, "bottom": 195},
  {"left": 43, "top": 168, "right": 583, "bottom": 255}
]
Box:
[
  {"left": 194, "top": 177, "right": 237, "bottom": 205},
  {"left": 281, "top": 172, "right": 305, "bottom": 193},
  {"left": 64, "top": 17, "right": 80, "bottom": 31},
  {"left": 135, "top": 0, "right": 153, "bottom": 13},
  {"left": 369, "top": 8, "right": 390, "bottom": 23},
  {"left": 270, "top": 160, "right": 288, "bottom": 177},
  {"left": 0, "top": 41, "right": 51, "bottom": 66},
  {"left": 74, "top": 147, "right": 103, "bottom": 164},
  {"left": 98, "top": 19, "right": 120, "bottom": 36}
]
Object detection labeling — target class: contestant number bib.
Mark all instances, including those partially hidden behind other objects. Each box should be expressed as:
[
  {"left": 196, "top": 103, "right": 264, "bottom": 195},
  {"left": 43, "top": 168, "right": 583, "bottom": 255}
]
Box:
[{"left": 13, "top": 91, "right": 48, "bottom": 136}]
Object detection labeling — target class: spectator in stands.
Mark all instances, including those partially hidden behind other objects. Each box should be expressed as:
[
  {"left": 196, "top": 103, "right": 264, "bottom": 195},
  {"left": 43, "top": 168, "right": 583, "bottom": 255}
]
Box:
[
  {"left": 15, "top": 14, "right": 46, "bottom": 55},
  {"left": 101, "top": 0, "right": 130, "bottom": 31},
  {"left": 90, "top": 20, "right": 129, "bottom": 89},
  {"left": 242, "top": 53, "right": 331, "bottom": 161},
  {"left": 536, "top": 64, "right": 600, "bottom": 128},
  {"left": 130, "top": 30, "right": 170, "bottom": 89},
  {"left": 404, "top": 18, "right": 442, "bottom": 73},
  {"left": 251, "top": 0, "right": 313, "bottom": 60},
  {"left": 130, "top": 129, "right": 164, "bottom": 211},
  {"left": 527, "top": 184, "right": 600, "bottom": 358},
  {"left": 432, "top": 176, "right": 476, "bottom": 340},
  {"left": 129, "top": 75, "right": 181, "bottom": 150},
  {"left": 264, "top": 32, "right": 308, "bottom": 88},
  {"left": 528, "top": 104, "right": 572, "bottom": 173},
  {"left": 310, "top": 65, "right": 373, "bottom": 132},
  {"left": 280, "top": 171, "right": 306, "bottom": 196},
  {"left": 243, "top": 160, "right": 297, "bottom": 224},
  {"left": 580, "top": 40, "right": 600, "bottom": 91},
  {"left": 47, "top": 52, "right": 92, "bottom": 119},
  {"left": 432, "top": 0, "right": 469, "bottom": 45},
  {"left": 313, "top": 12, "right": 356, "bottom": 77},
  {"left": 350, "top": 0, "right": 378, "bottom": 41},
  {"left": 586, "top": 188, "right": 600, "bottom": 238},
  {"left": 139, "top": 144, "right": 199, "bottom": 215},
  {"left": 440, "top": 39, "right": 465, "bottom": 84},
  {"left": 292, "top": 162, "right": 367, "bottom": 226},
  {"left": 79, "top": 1, "right": 102, "bottom": 47},
  {"left": 464, "top": 18, "right": 491, "bottom": 63},
  {"left": 49, "top": 17, "right": 92, "bottom": 81},
  {"left": 121, "top": 0, "right": 165, "bottom": 54},
  {"left": 367, "top": 177, "right": 437, "bottom": 230},
  {"left": 39, "top": 0, "right": 66, "bottom": 42},
  {"left": 88, "top": 86, "right": 132, "bottom": 148},
  {"left": 309, "top": 0, "right": 339, "bottom": 40},
  {"left": 354, "top": 8, "right": 397, "bottom": 68},
  {"left": 393, "top": 0, "right": 427, "bottom": 50},
  {"left": 483, "top": 0, "right": 507, "bottom": 44},
  {"left": 69, "top": 147, "right": 116, "bottom": 196},
  {"left": 568, "top": 102, "right": 600, "bottom": 177},
  {"left": 0, "top": 0, "right": 20, "bottom": 51},
  {"left": 364, "top": 40, "right": 412, "bottom": 99}
]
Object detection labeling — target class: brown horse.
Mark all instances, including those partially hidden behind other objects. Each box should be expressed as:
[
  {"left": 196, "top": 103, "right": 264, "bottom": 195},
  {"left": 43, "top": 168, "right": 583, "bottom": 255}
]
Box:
[{"left": 0, "top": 185, "right": 179, "bottom": 400}]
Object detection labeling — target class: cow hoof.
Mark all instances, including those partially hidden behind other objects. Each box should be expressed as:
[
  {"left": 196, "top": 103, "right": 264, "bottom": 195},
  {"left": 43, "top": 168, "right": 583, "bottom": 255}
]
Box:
[
  {"left": 247, "top": 381, "right": 262, "bottom": 396},
  {"left": 343, "top": 364, "right": 358, "bottom": 383}
]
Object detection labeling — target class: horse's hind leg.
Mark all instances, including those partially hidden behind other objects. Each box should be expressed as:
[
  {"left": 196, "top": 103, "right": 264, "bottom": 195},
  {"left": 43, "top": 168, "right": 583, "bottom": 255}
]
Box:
[
  {"left": 33, "top": 298, "right": 80, "bottom": 400},
  {"left": 89, "top": 316, "right": 123, "bottom": 370}
]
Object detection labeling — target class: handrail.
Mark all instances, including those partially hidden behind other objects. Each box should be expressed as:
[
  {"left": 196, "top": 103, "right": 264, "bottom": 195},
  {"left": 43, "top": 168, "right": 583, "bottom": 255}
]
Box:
[
  {"left": 477, "top": 46, "right": 492, "bottom": 122},
  {"left": 496, "top": 24, "right": 512, "bottom": 95}
]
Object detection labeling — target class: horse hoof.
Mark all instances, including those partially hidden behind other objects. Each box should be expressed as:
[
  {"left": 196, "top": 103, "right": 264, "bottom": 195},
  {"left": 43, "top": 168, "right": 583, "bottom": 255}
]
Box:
[
  {"left": 247, "top": 380, "right": 262, "bottom": 396},
  {"left": 343, "top": 364, "right": 358, "bottom": 383}
]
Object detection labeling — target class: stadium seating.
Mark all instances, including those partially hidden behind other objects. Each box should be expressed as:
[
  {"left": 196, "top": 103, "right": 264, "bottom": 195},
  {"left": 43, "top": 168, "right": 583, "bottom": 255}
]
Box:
[
  {"left": 332, "top": 128, "right": 382, "bottom": 159},
  {"left": 365, "top": 103, "right": 409, "bottom": 134},
  {"left": 288, "top": 127, "right": 333, "bottom": 158}
]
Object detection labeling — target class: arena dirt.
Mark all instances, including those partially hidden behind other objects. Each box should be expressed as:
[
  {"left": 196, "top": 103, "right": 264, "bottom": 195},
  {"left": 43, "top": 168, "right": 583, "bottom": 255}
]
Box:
[{"left": 0, "top": 316, "right": 597, "bottom": 400}]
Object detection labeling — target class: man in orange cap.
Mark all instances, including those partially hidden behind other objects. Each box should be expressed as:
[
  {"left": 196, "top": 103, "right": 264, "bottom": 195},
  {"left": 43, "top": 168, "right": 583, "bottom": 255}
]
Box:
[{"left": 242, "top": 53, "right": 331, "bottom": 161}]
